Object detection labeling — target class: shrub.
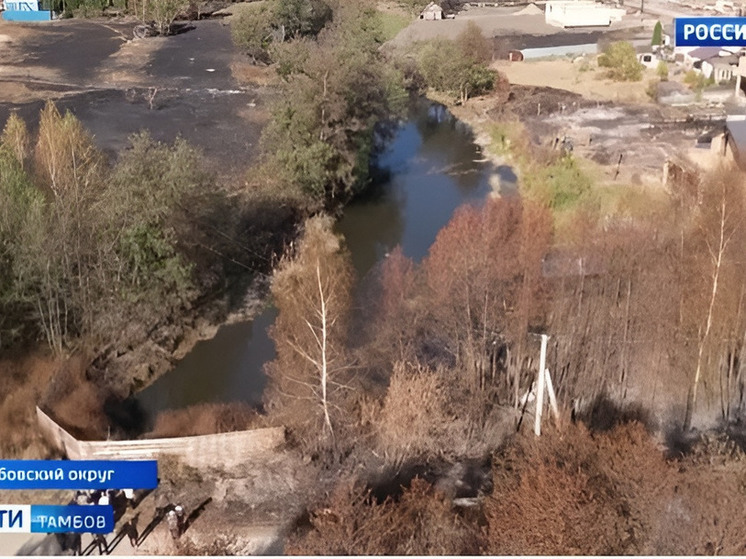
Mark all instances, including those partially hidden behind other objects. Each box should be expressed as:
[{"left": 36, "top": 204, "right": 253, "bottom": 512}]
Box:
[
  {"left": 656, "top": 60, "right": 669, "bottom": 81},
  {"left": 598, "top": 42, "right": 644, "bottom": 81},
  {"left": 522, "top": 154, "right": 592, "bottom": 210},
  {"left": 147, "top": 402, "right": 264, "bottom": 438},
  {"left": 287, "top": 479, "right": 482, "bottom": 555}
]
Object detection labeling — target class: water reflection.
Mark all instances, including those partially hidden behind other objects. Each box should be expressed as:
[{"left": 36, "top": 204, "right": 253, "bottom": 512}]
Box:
[
  {"left": 336, "top": 101, "right": 497, "bottom": 279},
  {"left": 128, "top": 101, "right": 514, "bottom": 431}
]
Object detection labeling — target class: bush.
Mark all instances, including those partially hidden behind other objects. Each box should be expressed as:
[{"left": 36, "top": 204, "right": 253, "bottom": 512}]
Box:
[
  {"left": 231, "top": 3, "right": 274, "bottom": 64},
  {"left": 287, "top": 479, "right": 482, "bottom": 555},
  {"left": 522, "top": 154, "right": 592, "bottom": 210},
  {"left": 683, "top": 69, "right": 712, "bottom": 91},
  {"left": 147, "top": 402, "right": 264, "bottom": 438},
  {"left": 656, "top": 60, "right": 668, "bottom": 81},
  {"left": 376, "top": 362, "right": 448, "bottom": 465},
  {"left": 598, "top": 42, "right": 644, "bottom": 81}
]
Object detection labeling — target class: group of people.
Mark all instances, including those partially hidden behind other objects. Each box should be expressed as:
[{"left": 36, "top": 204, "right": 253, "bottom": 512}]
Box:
[
  {"left": 71, "top": 488, "right": 136, "bottom": 508},
  {"left": 165, "top": 505, "right": 185, "bottom": 540}
]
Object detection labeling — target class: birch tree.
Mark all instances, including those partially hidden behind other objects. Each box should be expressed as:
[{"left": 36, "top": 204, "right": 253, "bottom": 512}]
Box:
[
  {"left": 683, "top": 169, "right": 746, "bottom": 430},
  {"left": 266, "top": 216, "right": 354, "bottom": 445}
]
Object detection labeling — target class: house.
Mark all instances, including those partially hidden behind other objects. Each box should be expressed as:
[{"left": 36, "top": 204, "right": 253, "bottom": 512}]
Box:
[
  {"left": 701, "top": 56, "right": 738, "bottom": 82},
  {"left": 420, "top": 2, "right": 443, "bottom": 20},
  {"left": 544, "top": 0, "right": 625, "bottom": 28},
  {"left": 637, "top": 52, "right": 659, "bottom": 69},
  {"left": 679, "top": 46, "right": 743, "bottom": 69}
]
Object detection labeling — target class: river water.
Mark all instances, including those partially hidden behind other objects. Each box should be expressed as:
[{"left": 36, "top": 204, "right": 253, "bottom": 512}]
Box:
[{"left": 132, "top": 102, "right": 516, "bottom": 430}]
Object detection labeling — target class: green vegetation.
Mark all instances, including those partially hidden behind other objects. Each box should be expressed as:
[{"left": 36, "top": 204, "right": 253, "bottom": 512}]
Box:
[
  {"left": 489, "top": 121, "right": 592, "bottom": 211},
  {"left": 397, "top": 0, "right": 429, "bottom": 13},
  {"left": 598, "top": 41, "right": 644, "bottom": 81},
  {"left": 656, "top": 60, "right": 668, "bottom": 81},
  {"left": 652, "top": 20, "right": 663, "bottom": 46},
  {"left": 261, "top": 2, "right": 407, "bottom": 206},
  {"left": 231, "top": 0, "right": 333, "bottom": 64},
  {"left": 377, "top": 10, "right": 411, "bottom": 41},
  {"left": 144, "top": 0, "right": 191, "bottom": 35},
  {"left": 0, "top": 102, "right": 287, "bottom": 357},
  {"left": 416, "top": 21, "right": 497, "bottom": 103},
  {"left": 523, "top": 154, "right": 592, "bottom": 209},
  {"left": 0, "top": 105, "right": 205, "bottom": 353},
  {"left": 684, "top": 68, "right": 715, "bottom": 91}
]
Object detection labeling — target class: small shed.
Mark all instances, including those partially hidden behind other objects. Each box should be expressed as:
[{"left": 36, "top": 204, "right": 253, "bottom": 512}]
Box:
[{"left": 420, "top": 2, "right": 443, "bottom": 20}]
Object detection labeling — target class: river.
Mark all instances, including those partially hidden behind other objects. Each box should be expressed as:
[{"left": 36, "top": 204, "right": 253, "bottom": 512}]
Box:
[{"left": 132, "top": 102, "right": 516, "bottom": 431}]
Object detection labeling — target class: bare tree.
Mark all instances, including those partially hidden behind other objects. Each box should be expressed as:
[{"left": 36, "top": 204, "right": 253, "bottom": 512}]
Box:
[{"left": 683, "top": 168, "right": 746, "bottom": 430}]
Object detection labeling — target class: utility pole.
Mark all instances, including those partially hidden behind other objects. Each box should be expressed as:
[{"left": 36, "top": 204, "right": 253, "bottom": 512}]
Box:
[
  {"left": 534, "top": 334, "right": 548, "bottom": 436},
  {"left": 533, "top": 334, "right": 560, "bottom": 436}
]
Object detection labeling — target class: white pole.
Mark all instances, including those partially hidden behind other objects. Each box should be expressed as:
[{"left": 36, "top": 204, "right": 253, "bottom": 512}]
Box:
[
  {"left": 545, "top": 368, "right": 560, "bottom": 421},
  {"left": 534, "top": 334, "right": 548, "bottom": 436}
]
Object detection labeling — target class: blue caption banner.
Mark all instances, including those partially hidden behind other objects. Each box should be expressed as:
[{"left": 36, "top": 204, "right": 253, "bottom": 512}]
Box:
[
  {"left": 30, "top": 505, "right": 114, "bottom": 534},
  {"left": 0, "top": 505, "right": 114, "bottom": 534},
  {"left": 676, "top": 17, "right": 746, "bottom": 46},
  {"left": 0, "top": 460, "right": 158, "bottom": 490}
]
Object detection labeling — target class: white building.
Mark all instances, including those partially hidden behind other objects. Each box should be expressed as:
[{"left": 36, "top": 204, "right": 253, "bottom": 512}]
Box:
[
  {"left": 545, "top": 0, "right": 625, "bottom": 28},
  {"left": 420, "top": 2, "right": 444, "bottom": 20}
]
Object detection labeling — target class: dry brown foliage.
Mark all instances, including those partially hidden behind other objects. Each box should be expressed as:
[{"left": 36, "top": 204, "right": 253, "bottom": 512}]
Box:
[
  {"left": 147, "top": 402, "right": 264, "bottom": 438},
  {"left": 287, "top": 478, "right": 482, "bottom": 555},
  {"left": 485, "top": 421, "right": 746, "bottom": 555},
  {"left": 265, "top": 215, "right": 355, "bottom": 451},
  {"left": 424, "top": 196, "right": 551, "bottom": 403},
  {"left": 1, "top": 112, "right": 30, "bottom": 166},
  {"left": 0, "top": 351, "right": 58, "bottom": 458},
  {"left": 42, "top": 354, "right": 109, "bottom": 440},
  {"left": 376, "top": 361, "right": 448, "bottom": 465}
]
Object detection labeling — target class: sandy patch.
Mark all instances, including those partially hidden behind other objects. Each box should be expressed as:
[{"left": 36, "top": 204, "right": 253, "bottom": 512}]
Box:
[{"left": 495, "top": 58, "right": 658, "bottom": 103}]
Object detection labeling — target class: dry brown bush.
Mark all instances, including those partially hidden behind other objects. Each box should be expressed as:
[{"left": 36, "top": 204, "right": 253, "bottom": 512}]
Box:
[
  {"left": 376, "top": 361, "right": 448, "bottom": 465},
  {"left": 486, "top": 423, "right": 628, "bottom": 554},
  {"left": 486, "top": 421, "right": 746, "bottom": 554},
  {"left": 147, "top": 402, "right": 264, "bottom": 438},
  {"left": 42, "top": 354, "right": 109, "bottom": 440},
  {"left": 287, "top": 478, "right": 482, "bottom": 555},
  {"left": 0, "top": 352, "right": 58, "bottom": 458}
]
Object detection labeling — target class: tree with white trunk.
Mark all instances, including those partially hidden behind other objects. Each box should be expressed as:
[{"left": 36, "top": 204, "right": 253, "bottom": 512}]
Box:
[{"left": 266, "top": 216, "right": 353, "bottom": 447}]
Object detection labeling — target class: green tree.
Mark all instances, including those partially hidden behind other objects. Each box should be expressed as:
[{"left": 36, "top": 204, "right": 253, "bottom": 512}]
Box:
[
  {"left": 231, "top": 3, "right": 274, "bottom": 64},
  {"left": 652, "top": 21, "right": 663, "bottom": 47},
  {"left": 262, "top": 2, "right": 406, "bottom": 204},
  {"left": 272, "top": 0, "right": 331, "bottom": 40},
  {"left": 231, "top": 0, "right": 332, "bottom": 63},
  {"left": 0, "top": 106, "right": 207, "bottom": 354},
  {"left": 598, "top": 42, "right": 644, "bottom": 81},
  {"left": 418, "top": 24, "right": 497, "bottom": 103}
]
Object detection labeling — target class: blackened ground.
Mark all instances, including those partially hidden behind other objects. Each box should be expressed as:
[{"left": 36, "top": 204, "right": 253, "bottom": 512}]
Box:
[{"left": 0, "top": 19, "right": 269, "bottom": 180}]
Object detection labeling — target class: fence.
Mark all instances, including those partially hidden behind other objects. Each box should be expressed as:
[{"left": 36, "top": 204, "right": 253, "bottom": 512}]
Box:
[{"left": 36, "top": 407, "right": 286, "bottom": 470}]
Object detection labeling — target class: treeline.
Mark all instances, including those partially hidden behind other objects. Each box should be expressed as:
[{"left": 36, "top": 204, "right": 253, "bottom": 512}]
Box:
[
  {"left": 267, "top": 168, "right": 746, "bottom": 455},
  {"left": 262, "top": 162, "right": 746, "bottom": 552},
  {"left": 232, "top": 0, "right": 500, "bottom": 207},
  {"left": 0, "top": 103, "right": 281, "bottom": 357}
]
